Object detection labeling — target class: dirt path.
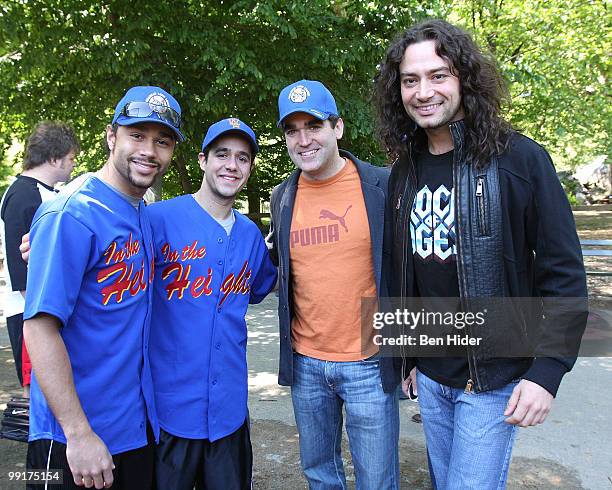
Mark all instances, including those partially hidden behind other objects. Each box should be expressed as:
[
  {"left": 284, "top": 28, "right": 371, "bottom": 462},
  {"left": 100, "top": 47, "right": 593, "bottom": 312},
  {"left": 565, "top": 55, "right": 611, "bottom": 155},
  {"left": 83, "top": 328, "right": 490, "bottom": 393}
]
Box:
[
  {"left": 0, "top": 328, "right": 589, "bottom": 489},
  {"left": 0, "top": 205, "right": 609, "bottom": 488}
]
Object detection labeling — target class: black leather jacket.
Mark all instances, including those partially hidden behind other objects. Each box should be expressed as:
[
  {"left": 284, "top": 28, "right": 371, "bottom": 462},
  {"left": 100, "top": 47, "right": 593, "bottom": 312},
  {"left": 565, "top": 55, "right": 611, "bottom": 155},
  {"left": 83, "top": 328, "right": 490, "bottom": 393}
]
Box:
[{"left": 387, "top": 121, "right": 588, "bottom": 395}]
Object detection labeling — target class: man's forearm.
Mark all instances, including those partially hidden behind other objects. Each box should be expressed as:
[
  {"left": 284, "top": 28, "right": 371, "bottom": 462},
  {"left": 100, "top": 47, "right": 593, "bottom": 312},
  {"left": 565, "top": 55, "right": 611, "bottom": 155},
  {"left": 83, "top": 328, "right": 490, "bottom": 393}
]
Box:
[{"left": 23, "top": 313, "right": 91, "bottom": 438}]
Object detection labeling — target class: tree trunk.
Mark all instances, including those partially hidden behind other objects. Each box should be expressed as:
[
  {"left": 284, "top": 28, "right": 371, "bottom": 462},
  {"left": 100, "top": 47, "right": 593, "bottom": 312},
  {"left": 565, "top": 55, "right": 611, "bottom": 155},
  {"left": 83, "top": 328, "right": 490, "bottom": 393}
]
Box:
[
  {"left": 246, "top": 170, "right": 264, "bottom": 231},
  {"left": 174, "top": 156, "right": 193, "bottom": 194},
  {"left": 148, "top": 174, "right": 162, "bottom": 202}
]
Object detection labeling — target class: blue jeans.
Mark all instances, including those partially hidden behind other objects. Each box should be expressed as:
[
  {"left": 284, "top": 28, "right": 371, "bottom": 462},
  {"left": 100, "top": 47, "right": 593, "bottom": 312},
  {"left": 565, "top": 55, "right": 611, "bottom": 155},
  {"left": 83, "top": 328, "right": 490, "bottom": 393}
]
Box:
[
  {"left": 416, "top": 370, "right": 518, "bottom": 489},
  {"left": 291, "top": 353, "right": 400, "bottom": 490}
]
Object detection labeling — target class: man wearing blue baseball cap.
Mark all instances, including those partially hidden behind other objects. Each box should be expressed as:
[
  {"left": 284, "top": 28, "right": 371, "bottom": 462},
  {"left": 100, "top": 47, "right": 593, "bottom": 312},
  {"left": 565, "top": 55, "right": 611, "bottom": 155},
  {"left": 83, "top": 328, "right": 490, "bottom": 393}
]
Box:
[
  {"left": 146, "top": 118, "right": 276, "bottom": 490},
  {"left": 112, "top": 85, "right": 185, "bottom": 141},
  {"left": 23, "top": 85, "right": 182, "bottom": 489},
  {"left": 268, "top": 80, "right": 402, "bottom": 489}
]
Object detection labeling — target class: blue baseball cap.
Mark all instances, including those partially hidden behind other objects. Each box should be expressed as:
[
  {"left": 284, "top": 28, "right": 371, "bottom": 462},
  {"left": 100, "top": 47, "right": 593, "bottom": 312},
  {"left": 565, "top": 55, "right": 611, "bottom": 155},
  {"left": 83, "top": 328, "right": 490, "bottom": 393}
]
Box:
[
  {"left": 201, "top": 118, "right": 259, "bottom": 156},
  {"left": 277, "top": 80, "right": 338, "bottom": 127},
  {"left": 112, "top": 86, "right": 185, "bottom": 142}
]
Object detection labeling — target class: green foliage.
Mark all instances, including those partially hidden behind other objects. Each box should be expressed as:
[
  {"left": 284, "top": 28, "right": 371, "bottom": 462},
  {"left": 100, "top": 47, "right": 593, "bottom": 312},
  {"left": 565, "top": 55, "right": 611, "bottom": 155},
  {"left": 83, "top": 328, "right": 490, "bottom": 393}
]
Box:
[
  {"left": 0, "top": 0, "right": 608, "bottom": 205},
  {"left": 450, "top": 0, "right": 610, "bottom": 169},
  {"left": 558, "top": 172, "right": 582, "bottom": 205}
]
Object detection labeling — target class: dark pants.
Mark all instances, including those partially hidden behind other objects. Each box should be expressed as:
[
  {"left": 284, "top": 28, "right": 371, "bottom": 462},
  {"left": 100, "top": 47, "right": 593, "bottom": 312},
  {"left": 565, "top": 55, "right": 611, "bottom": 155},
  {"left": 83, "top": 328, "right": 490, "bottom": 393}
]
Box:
[
  {"left": 26, "top": 430, "right": 155, "bottom": 490},
  {"left": 155, "top": 419, "right": 252, "bottom": 490},
  {"left": 6, "top": 313, "right": 24, "bottom": 386}
]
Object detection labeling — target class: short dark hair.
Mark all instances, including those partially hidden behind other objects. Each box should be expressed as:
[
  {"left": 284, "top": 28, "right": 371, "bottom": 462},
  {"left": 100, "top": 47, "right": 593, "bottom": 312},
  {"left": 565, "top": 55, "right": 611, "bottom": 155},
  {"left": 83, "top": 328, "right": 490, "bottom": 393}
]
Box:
[
  {"left": 202, "top": 132, "right": 256, "bottom": 165},
  {"left": 103, "top": 123, "right": 119, "bottom": 156},
  {"left": 23, "top": 121, "right": 80, "bottom": 170},
  {"left": 374, "top": 20, "right": 512, "bottom": 168}
]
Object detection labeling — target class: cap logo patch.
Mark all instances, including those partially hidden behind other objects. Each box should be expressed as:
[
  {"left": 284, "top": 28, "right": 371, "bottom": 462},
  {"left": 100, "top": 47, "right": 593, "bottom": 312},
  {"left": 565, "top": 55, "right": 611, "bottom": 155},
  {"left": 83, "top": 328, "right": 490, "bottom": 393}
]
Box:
[
  {"left": 145, "top": 92, "right": 171, "bottom": 114},
  {"left": 288, "top": 85, "right": 310, "bottom": 103},
  {"left": 228, "top": 118, "right": 241, "bottom": 129}
]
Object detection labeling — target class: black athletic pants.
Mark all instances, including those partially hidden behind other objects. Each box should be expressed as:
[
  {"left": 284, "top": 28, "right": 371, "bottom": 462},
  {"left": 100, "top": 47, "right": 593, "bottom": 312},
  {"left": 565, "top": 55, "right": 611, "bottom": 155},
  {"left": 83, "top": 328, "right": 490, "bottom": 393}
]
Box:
[
  {"left": 6, "top": 313, "right": 25, "bottom": 386},
  {"left": 154, "top": 419, "right": 252, "bottom": 490},
  {"left": 26, "top": 427, "right": 155, "bottom": 490}
]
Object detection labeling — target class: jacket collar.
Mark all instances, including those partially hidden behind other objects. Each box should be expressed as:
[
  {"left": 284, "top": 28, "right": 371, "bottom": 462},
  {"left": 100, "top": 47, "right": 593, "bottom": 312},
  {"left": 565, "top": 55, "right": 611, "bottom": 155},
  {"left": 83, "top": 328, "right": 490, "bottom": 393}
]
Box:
[
  {"left": 448, "top": 119, "right": 466, "bottom": 164},
  {"left": 339, "top": 149, "right": 380, "bottom": 187},
  {"left": 407, "top": 119, "right": 466, "bottom": 161}
]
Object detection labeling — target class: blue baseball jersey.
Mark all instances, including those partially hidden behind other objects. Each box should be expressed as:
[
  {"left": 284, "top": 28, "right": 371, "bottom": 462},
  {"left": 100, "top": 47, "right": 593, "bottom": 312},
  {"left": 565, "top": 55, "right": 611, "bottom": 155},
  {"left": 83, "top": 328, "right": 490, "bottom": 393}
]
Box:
[
  {"left": 24, "top": 176, "right": 158, "bottom": 454},
  {"left": 147, "top": 194, "right": 276, "bottom": 441}
]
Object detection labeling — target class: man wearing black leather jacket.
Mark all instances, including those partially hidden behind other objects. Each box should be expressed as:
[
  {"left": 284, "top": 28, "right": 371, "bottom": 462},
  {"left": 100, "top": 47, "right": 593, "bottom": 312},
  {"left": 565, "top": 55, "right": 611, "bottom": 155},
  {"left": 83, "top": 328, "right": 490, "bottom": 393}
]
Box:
[{"left": 373, "top": 20, "right": 588, "bottom": 489}]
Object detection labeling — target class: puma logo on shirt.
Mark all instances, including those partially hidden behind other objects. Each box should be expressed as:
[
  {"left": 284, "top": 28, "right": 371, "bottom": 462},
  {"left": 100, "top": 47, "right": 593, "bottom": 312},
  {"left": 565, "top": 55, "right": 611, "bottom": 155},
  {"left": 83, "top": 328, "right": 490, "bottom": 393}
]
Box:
[
  {"left": 291, "top": 206, "right": 352, "bottom": 248},
  {"left": 319, "top": 205, "right": 352, "bottom": 232}
]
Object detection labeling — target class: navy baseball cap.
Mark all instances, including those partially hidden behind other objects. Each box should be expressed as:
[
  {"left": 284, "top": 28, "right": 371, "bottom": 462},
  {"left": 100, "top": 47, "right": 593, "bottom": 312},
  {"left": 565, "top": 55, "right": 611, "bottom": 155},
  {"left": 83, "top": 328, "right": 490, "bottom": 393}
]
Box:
[
  {"left": 112, "top": 86, "right": 185, "bottom": 142},
  {"left": 277, "top": 80, "right": 338, "bottom": 126},
  {"left": 201, "top": 118, "right": 259, "bottom": 156}
]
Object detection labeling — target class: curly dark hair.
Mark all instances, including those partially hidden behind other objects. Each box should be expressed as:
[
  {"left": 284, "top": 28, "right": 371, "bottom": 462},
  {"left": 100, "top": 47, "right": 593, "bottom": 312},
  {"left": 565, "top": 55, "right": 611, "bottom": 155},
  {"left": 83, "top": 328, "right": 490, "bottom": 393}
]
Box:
[
  {"left": 23, "top": 121, "right": 80, "bottom": 170},
  {"left": 373, "top": 19, "right": 512, "bottom": 168}
]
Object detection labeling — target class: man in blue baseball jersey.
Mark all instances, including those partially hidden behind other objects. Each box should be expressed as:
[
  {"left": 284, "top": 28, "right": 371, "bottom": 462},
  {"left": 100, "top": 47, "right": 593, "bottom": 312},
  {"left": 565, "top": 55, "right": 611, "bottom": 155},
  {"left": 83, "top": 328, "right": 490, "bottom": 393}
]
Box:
[
  {"left": 23, "top": 86, "right": 184, "bottom": 490},
  {"left": 147, "top": 118, "right": 277, "bottom": 490}
]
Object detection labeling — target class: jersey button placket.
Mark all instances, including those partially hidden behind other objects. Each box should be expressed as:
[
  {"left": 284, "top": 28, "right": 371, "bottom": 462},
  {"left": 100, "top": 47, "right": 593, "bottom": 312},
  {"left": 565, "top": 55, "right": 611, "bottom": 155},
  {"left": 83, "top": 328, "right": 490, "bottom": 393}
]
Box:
[{"left": 211, "top": 236, "right": 228, "bottom": 403}]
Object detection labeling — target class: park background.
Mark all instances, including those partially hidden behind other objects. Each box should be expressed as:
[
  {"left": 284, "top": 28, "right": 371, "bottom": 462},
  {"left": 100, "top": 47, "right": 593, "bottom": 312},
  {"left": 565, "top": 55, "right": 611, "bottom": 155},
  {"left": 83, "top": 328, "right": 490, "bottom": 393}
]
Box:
[
  {"left": 0, "top": 0, "right": 609, "bottom": 224},
  {"left": 0, "top": 1, "right": 610, "bottom": 488}
]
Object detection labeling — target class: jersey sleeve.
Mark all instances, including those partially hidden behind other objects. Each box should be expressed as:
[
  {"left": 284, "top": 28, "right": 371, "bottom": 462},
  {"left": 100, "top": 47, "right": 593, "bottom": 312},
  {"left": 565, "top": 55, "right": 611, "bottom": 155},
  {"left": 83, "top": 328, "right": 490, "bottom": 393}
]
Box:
[
  {"left": 2, "top": 186, "right": 42, "bottom": 291},
  {"left": 24, "top": 209, "right": 95, "bottom": 327},
  {"left": 249, "top": 235, "right": 277, "bottom": 304}
]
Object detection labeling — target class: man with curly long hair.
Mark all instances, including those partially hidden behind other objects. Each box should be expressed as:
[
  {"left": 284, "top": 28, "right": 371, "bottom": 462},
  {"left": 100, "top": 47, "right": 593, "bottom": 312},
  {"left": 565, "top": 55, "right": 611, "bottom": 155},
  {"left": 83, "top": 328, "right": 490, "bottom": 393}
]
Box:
[{"left": 374, "top": 20, "right": 587, "bottom": 488}]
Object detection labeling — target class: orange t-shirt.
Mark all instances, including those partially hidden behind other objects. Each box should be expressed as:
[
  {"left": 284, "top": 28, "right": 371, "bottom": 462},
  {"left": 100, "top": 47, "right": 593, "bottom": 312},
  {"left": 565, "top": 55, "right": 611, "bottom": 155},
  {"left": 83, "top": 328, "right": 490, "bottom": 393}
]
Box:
[{"left": 290, "top": 158, "right": 378, "bottom": 361}]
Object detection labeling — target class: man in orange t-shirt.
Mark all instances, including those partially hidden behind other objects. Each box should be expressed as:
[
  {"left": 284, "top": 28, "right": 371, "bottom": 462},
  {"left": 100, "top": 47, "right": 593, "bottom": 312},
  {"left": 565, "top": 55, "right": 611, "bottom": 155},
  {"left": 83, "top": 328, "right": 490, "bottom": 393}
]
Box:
[{"left": 268, "top": 80, "right": 401, "bottom": 489}]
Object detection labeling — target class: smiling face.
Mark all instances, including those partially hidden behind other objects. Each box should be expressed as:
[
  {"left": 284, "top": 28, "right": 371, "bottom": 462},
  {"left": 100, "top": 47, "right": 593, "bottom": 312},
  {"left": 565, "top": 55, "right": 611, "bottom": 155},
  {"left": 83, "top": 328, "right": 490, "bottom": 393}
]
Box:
[
  {"left": 282, "top": 112, "right": 345, "bottom": 181},
  {"left": 106, "top": 122, "right": 176, "bottom": 198},
  {"left": 199, "top": 135, "right": 253, "bottom": 200},
  {"left": 399, "top": 40, "right": 464, "bottom": 131}
]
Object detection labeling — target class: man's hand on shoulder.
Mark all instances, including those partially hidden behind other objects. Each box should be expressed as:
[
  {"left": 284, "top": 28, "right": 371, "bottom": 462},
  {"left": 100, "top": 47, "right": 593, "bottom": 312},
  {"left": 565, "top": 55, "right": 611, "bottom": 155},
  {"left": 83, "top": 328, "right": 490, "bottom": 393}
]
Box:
[
  {"left": 504, "top": 379, "right": 553, "bottom": 427},
  {"left": 20, "top": 232, "right": 30, "bottom": 263},
  {"left": 66, "top": 428, "right": 115, "bottom": 489},
  {"left": 264, "top": 229, "right": 274, "bottom": 251}
]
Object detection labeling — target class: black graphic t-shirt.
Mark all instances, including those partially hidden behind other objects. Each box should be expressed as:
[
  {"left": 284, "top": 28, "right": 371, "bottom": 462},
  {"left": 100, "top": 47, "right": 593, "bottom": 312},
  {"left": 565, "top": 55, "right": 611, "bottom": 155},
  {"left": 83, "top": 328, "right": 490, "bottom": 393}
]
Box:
[{"left": 409, "top": 149, "right": 470, "bottom": 388}]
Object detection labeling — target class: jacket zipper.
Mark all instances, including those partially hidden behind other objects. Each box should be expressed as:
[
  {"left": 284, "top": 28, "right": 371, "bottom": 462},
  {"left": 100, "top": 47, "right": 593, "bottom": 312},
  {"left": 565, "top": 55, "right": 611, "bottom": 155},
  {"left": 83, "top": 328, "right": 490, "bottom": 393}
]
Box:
[
  {"left": 465, "top": 378, "right": 474, "bottom": 393},
  {"left": 450, "top": 122, "right": 482, "bottom": 392},
  {"left": 398, "top": 145, "right": 417, "bottom": 380},
  {"left": 397, "top": 144, "right": 416, "bottom": 298},
  {"left": 475, "top": 177, "right": 489, "bottom": 235}
]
